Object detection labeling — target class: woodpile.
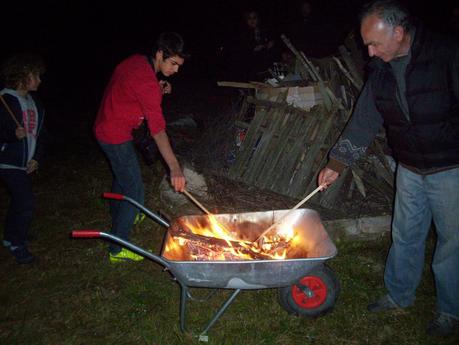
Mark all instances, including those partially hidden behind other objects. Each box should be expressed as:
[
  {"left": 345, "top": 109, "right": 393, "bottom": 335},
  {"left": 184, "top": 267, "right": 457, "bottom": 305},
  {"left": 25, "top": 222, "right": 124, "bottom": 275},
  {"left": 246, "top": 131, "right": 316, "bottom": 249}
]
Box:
[{"left": 216, "top": 33, "right": 395, "bottom": 209}]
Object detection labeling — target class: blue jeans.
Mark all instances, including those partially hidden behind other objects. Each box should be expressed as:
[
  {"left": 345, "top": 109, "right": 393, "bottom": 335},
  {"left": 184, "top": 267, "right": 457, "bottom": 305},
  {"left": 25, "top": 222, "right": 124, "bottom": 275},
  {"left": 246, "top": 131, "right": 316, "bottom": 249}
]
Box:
[
  {"left": 385, "top": 165, "right": 459, "bottom": 318},
  {"left": 0, "top": 168, "right": 34, "bottom": 247},
  {"left": 99, "top": 141, "right": 144, "bottom": 254}
]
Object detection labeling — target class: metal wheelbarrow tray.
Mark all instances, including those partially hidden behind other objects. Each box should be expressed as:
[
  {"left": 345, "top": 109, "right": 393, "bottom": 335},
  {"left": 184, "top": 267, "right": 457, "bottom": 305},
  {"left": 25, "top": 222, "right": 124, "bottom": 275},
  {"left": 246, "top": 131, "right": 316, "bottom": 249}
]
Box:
[{"left": 72, "top": 193, "right": 340, "bottom": 340}]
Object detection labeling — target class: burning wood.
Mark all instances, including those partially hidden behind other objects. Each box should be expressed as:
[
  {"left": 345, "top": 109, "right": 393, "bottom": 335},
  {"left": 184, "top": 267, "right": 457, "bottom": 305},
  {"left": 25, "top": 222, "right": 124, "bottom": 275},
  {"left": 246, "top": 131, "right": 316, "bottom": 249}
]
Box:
[
  {"left": 161, "top": 210, "right": 330, "bottom": 262},
  {"left": 168, "top": 227, "right": 290, "bottom": 260}
]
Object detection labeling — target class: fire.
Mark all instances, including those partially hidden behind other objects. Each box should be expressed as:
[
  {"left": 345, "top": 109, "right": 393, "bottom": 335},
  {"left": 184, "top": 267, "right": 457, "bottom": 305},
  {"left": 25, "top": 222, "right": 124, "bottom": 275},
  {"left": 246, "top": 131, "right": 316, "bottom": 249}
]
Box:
[{"left": 164, "top": 214, "right": 302, "bottom": 261}]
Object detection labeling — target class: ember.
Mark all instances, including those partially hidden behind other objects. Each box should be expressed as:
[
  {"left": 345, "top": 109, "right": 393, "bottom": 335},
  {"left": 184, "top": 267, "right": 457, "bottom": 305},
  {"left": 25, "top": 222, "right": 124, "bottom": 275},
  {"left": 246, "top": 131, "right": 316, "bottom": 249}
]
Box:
[{"left": 162, "top": 209, "right": 330, "bottom": 261}]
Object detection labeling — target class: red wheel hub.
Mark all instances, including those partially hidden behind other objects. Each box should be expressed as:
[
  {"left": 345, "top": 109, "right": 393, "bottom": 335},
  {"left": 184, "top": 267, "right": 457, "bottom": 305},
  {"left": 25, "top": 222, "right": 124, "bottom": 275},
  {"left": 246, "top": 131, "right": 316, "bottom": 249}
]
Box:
[{"left": 291, "top": 276, "right": 327, "bottom": 309}]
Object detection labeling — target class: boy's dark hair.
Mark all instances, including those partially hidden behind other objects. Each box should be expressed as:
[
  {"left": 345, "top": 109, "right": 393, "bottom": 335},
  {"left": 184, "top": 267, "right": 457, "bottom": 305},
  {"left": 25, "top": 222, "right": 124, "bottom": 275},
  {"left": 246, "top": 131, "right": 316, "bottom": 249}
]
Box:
[
  {"left": 153, "top": 32, "right": 189, "bottom": 60},
  {"left": 359, "top": 0, "right": 414, "bottom": 33},
  {"left": 0, "top": 53, "right": 46, "bottom": 89}
]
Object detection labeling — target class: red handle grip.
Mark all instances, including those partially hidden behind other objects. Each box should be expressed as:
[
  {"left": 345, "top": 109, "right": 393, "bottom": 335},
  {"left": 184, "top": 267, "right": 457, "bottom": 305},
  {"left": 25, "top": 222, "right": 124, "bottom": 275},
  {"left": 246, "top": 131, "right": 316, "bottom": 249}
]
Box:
[
  {"left": 103, "top": 192, "right": 124, "bottom": 200},
  {"left": 72, "top": 230, "right": 101, "bottom": 238}
]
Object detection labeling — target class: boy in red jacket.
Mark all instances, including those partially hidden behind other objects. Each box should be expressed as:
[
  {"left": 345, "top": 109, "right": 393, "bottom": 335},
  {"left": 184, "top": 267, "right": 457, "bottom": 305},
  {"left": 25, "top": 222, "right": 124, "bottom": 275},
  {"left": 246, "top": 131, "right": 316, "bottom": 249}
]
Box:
[{"left": 94, "top": 32, "right": 188, "bottom": 262}]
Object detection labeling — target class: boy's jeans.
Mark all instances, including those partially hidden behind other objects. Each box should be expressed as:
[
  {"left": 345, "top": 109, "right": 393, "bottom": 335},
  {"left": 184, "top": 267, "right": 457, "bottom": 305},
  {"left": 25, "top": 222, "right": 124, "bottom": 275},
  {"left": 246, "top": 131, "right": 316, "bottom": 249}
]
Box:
[
  {"left": 0, "top": 168, "right": 34, "bottom": 247},
  {"left": 99, "top": 141, "right": 144, "bottom": 254}
]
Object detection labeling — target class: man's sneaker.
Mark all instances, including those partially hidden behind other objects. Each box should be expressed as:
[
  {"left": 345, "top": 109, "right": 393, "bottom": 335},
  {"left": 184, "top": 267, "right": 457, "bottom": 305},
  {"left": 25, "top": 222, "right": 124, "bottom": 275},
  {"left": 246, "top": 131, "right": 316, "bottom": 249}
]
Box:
[
  {"left": 367, "top": 294, "right": 401, "bottom": 312},
  {"left": 109, "top": 248, "right": 144, "bottom": 263},
  {"left": 134, "top": 212, "right": 146, "bottom": 225},
  {"left": 9, "top": 246, "right": 35, "bottom": 264},
  {"left": 426, "top": 313, "right": 459, "bottom": 337}
]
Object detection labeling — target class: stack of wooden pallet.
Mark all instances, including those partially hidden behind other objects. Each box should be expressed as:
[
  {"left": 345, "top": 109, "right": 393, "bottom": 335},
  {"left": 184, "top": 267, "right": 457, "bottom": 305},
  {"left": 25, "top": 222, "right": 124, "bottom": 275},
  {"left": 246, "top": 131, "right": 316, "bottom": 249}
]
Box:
[{"left": 219, "top": 34, "right": 394, "bottom": 208}]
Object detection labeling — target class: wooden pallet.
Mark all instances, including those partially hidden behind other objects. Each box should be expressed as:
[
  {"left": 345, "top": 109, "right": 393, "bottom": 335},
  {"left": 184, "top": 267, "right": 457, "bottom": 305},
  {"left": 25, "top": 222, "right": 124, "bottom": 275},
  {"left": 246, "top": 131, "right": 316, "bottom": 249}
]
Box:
[{"left": 229, "top": 93, "right": 342, "bottom": 199}]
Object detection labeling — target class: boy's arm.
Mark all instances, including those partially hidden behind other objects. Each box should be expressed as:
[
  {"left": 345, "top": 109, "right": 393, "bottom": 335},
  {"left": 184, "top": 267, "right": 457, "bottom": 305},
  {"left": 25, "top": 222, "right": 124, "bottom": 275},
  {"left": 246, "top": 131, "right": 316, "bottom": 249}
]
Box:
[
  {"left": 0, "top": 106, "right": 23, "bottom": 142},
  {"left": 152, "top": 130, "right": 186, "bottom": 192}
]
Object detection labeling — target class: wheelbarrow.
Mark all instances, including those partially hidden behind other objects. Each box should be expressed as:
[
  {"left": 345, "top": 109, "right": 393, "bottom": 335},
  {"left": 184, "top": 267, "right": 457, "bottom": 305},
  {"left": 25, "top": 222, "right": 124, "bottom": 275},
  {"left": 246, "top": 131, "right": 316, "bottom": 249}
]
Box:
[{"left": 72, "top": 192, "right": 340, "bottom": 341}]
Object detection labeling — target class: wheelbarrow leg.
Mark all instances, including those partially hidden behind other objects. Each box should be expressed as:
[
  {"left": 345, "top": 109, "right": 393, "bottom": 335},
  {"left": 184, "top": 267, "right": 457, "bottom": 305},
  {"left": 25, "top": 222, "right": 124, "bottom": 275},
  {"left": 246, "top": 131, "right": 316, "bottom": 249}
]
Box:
[
  {"left": 179, "top": 283, "right": 188, "bottom": 333},
  {"left": 179, "top": 282, "right": 241, "bottom": 340},
  {"left": 200, "top": 289, "right": 241, "bottom": 336}
]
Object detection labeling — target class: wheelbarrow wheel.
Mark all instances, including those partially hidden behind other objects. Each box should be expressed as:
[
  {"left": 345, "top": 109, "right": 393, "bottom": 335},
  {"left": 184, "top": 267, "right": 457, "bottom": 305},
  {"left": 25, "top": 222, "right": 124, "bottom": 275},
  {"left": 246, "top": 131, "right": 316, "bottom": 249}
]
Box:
[{"left": 278, "top": 264, "right": 339, "bottom": 318}]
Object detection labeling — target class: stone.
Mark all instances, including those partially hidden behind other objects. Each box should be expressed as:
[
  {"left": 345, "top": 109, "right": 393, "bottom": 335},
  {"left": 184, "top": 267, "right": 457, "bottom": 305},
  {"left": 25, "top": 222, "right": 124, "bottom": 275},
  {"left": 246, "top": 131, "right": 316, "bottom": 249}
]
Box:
[
  {"left": 159, "top": 165, "right": 209, "bottom": 214},
  {"left": 323, "top": 215, "right": 391, "bottom": 241}
]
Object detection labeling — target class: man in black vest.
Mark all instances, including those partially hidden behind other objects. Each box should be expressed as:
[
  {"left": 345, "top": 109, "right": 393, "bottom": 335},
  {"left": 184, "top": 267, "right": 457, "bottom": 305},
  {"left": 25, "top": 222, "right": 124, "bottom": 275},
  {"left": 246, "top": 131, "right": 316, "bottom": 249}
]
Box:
[{"left": 318, "top": 0, "right": 459, "bottom": 337}]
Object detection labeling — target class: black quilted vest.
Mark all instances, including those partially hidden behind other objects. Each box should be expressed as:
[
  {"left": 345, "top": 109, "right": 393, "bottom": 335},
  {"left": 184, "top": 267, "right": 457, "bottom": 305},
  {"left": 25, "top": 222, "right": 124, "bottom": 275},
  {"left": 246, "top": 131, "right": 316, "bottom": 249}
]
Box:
[{"left": 370, "top": 26, "right": 459, "bottom": 169}]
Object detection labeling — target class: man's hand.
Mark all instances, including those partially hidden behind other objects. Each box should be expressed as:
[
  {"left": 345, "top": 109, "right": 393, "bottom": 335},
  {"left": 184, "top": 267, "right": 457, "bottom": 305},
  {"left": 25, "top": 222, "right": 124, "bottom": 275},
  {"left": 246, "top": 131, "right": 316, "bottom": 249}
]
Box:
[
  {"left": 170, "top": 166, "right": 186, "bottom": 192},
  {"left": 318, "top": 167, "right": 339, "bottom": 190},
  {"left": 15, "top": 126, "right": 27, "bottom": 139},
  {"left": 159, "top": 80, "right": 172, "bottom": 95},
  {"left": 26, "top": 159, "right": 38, "bottom": 174}
]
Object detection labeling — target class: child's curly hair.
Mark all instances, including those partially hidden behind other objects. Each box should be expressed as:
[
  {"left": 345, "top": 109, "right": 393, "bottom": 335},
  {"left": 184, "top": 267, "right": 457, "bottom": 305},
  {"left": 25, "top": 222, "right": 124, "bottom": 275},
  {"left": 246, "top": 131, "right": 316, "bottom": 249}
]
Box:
[{"left": 0, "top": 53, "right": 46, "bottom": 89}]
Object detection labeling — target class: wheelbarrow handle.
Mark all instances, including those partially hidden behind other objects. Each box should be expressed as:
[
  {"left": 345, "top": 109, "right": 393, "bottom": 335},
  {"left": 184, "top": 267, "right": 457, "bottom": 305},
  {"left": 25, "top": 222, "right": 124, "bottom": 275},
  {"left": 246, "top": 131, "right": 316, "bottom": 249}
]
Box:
[
  {"left": 102, "top": 192, "right": 170, "bottom": 228},
  {"left": 103, "top": 192, "right": 124, "bottom": 200},
  {"left": 72, "top": 230, "right": 170, "bottom": 268},
  {"left": 72, "top": 230, "right": 101, "bottom": 238}
]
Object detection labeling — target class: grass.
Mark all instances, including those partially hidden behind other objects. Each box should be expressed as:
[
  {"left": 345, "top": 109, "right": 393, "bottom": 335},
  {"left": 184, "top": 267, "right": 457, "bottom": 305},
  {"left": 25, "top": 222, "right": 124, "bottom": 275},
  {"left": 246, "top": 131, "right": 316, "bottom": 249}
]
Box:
[{"left": 1, "top": 143, "right": 458, "bottom": 345}]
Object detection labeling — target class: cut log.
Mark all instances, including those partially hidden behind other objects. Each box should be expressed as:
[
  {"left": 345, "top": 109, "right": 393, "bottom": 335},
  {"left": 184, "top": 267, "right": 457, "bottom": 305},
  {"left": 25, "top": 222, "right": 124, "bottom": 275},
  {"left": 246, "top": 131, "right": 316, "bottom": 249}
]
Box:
[{"left": 169, "top": 227, "right": 291, "bottom": 260}]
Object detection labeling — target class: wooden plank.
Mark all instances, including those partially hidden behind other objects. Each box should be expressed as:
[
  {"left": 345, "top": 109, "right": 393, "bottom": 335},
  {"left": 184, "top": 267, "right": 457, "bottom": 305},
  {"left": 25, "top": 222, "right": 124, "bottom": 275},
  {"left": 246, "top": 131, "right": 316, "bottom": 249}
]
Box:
[
  {"left": 228, "top": 106, "right": 268, "bottom": 179},
  {"left": 257, "top": 110, "right": 302, "bottom": 189},
  {"left": 246, "top": 96, "right": 313, "bottom": 116},
  {"left": 271, "top": 115, "right": 318, "bottom": 194},
  {"left": 229, "top": 91, "right": 287, "bottom": 180},
  {"left": 217, "top": 81, "right": 258, "bottom": 89},
  {"left": 236, "top": 95, "right": 249, "bottom": 121},
  {"left": 252, "top": 107, "right": 292, "bottom": 186},
  {"left": 287, "top": 114, "right": 335, "bottom": 198},
  {"left": 217, "top": 81, "right": 272, "bottom": 89},
  {"left": 287, "top": 141, "right": 324, "bottom": 198},
  {"left": 242, "top": 105, "right": 286, "bottom": 184},
  {"left": 266, "top": 137, "right": 296, "bottom": 191},
  {"left": 351, "top": 165, "right": 393, "bottom": 202},
  {"left": 263, "top": 110, "right": 309, "bottom": 190}
]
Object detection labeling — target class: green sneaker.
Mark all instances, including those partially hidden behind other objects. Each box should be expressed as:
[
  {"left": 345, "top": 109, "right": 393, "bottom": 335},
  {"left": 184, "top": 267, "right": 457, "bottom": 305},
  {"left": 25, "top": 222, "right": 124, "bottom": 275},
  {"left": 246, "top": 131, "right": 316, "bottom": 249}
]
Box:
[
  {"left": 109, "top": 248, "right": 144, "bottom": 263},
  {"left": 134, "top": 213, "right": 146, "bottom": 225}
]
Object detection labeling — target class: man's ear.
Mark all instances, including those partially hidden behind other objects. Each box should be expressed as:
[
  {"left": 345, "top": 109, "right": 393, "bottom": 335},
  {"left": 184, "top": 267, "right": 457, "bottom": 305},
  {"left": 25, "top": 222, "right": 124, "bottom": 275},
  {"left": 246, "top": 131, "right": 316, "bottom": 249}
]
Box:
[{"left": 393, "top": 25, "right": 405, "bottom": 42}]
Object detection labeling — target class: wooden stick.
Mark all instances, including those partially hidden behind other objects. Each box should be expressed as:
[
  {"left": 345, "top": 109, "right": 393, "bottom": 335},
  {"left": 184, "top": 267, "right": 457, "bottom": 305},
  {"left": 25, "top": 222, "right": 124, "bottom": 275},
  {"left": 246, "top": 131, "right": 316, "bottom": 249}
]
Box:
[
  {"left": 217, "top": 81, "right": 258, "bottom": 89},
  {"left": 182, "top": 189, "right": 212, "bottom": 215},
  {"left": 254, "top": 185, "right": 325, "bottom": 242},
  {"left": 0, "top": 95, "right": 21, "bottom": 128},
  {"left": 181, "top": 190, "right": 255, "bottom": 245}
]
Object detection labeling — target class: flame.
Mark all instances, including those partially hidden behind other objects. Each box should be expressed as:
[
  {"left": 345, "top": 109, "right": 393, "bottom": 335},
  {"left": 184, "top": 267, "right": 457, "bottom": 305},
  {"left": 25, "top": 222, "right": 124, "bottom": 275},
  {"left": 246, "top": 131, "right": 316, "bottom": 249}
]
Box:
[{"left": 164, "top": 214, "right": 304, "bottom": 261}]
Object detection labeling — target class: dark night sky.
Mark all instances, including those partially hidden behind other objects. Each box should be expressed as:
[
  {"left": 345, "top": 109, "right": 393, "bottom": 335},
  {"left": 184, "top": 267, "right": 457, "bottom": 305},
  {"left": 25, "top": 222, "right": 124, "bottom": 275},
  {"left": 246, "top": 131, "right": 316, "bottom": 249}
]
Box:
[{"left": 2, "top": 0, "right": 457, "bottom": 110}]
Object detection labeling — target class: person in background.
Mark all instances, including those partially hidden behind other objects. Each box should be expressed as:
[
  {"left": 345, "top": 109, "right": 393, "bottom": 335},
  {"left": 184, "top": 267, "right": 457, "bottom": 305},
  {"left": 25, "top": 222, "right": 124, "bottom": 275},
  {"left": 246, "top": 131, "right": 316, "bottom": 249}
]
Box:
[
  {"left": 286, "top": 1, "right": 329, "bottom": 58},
  {"left": 0, "top": 53, "right": 46, "bottom": 264},
  {"left": 94, "top": 32, "right": 187, "bottom": 263},
  {"left": 235, "top": 10, "right": 276, "bottom": 81},
  {"left": 318, "top": 0, "right": 459, "bottom": 337}
]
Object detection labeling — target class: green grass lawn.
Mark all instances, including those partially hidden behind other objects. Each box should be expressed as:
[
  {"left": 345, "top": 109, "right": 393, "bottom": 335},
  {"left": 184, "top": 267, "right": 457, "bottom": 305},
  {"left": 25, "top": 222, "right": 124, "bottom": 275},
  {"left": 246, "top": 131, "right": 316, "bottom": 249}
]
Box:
[{"left": 0, "top": 151, "right": 457, "bottom": 345}]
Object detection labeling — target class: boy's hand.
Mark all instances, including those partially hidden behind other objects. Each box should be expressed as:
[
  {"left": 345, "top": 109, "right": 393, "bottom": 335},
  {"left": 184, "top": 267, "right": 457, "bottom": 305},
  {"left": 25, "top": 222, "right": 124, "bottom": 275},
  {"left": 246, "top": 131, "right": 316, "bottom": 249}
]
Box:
[
  {"left": 26, "top": 159, "right": 38, "bottom": 174},
  {"left": 15, "top": 126, "right": 27, "bottom": 139},
  {"left": 159, "top": 80, "right": 172, "bottom": 95},
  {"left": 170, "top": 166, "right": 185, "bottom": 192}
]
